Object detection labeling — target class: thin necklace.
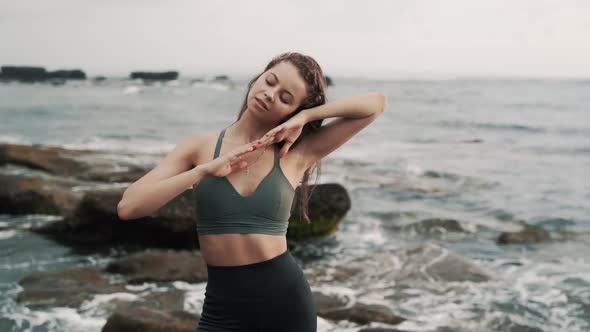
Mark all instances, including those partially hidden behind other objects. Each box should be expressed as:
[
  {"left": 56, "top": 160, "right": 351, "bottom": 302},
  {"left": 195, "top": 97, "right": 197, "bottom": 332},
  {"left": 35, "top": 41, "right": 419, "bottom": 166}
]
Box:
[{"left": 245, "top": 144, "right": 268, "bottom": 177}]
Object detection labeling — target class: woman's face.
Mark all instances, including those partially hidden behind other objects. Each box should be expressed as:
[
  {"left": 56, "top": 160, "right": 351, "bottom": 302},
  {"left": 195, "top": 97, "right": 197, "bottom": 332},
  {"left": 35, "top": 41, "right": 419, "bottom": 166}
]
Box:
[{"left": 247, "top": 61, "right": 308, "bottom": 121}]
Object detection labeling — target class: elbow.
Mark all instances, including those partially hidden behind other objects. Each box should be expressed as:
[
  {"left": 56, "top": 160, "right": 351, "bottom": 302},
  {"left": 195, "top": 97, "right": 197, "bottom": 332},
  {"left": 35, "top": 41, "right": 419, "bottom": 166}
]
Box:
[
  {"left": 370, "top": 92, "right": 387, "bottom": 114},
  {"left": 377, "top": 93, "right": 387, "bottom": 113}
]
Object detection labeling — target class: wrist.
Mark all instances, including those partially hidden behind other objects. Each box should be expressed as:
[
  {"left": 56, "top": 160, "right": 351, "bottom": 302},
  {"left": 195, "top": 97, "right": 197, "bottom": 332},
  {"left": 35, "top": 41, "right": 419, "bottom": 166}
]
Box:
[
  {"left": 298, "top": 107, "right": 315, "bottom": 123},
  {"left": 193, "top": 164, "right": 210, "bottom": 178}
]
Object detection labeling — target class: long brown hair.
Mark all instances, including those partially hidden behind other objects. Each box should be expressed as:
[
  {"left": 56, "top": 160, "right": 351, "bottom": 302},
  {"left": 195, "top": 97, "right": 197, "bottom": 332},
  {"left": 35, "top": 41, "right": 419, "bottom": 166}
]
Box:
[{"left": 235, "top": 52, "right": 328, "bottom": 223}]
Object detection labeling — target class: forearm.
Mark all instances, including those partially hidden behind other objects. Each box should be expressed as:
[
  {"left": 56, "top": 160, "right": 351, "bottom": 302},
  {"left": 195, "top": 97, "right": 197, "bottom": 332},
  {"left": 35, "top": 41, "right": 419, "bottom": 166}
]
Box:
[
  {"left": 118, "top": 165, "right": 208, "bottom": 220},
  {"left": 300, "top": 92, "right": 386, "bottom": 123}
]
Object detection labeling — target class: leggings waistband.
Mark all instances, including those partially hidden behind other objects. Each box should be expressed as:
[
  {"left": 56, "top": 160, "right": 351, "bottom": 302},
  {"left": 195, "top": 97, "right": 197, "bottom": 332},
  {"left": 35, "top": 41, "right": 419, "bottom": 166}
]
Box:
[{"left": 204, "top": 249, "right": 302, "bottom": 300}]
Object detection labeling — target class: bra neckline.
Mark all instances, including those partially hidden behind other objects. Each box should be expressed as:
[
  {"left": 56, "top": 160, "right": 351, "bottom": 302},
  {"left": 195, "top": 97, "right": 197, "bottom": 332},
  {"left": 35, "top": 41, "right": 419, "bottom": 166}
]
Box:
[{"left": 217, "top": 127, "right": 295, "bottom": 198}]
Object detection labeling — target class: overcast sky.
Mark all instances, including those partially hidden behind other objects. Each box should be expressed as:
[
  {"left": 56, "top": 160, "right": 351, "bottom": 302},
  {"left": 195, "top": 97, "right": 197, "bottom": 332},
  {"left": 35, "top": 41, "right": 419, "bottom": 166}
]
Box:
[{"left": 1, "top": 0, "right": 589, "bottom": 78}]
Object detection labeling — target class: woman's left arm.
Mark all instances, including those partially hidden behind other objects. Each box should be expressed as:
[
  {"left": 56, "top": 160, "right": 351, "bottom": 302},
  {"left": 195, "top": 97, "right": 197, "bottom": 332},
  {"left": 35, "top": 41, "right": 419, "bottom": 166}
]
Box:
[{"left": 263, "top": 92, "right": 387, "bottom": 166}]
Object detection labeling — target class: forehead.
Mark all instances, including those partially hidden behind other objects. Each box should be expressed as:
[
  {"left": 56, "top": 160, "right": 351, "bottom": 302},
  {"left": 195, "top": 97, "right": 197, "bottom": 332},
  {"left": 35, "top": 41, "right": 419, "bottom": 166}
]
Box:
[{"left": 267, "top": 61, "right": 307, "bottom": 99}]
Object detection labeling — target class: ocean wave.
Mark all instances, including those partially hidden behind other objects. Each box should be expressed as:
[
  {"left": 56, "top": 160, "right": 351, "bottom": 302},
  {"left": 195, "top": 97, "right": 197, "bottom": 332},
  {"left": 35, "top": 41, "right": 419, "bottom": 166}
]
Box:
[{"left": 438, "top": 120, "right": 545, "bottom": 133}]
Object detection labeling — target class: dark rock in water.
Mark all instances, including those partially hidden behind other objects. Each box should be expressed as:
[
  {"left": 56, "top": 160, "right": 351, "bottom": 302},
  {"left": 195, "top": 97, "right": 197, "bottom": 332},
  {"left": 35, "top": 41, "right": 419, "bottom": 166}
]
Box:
[
  {"left": 102, "top": 307, "right": 199, "bottom": 332},
  {"left": 105, "top": 251, "right": 208, "bottom": 284},
  {"left": 357, "top": 329, "right": 405, "bottom": 332},
  {"left": 497, "top": 224, "right": 551, "bottom": 244},
  {"left": 1, "top": 66, "right": 46, "bottom": 81},
  {"left": 47, "top": 69, "right": 86, "bottom": 80},
  {"left": 212, "top": 75, "right": 229, "bottom": 81},
  {"left": 321, "top": 302, "right": 405, "bottom": 325},
  {"left": 325, "top": 75, "right": 333, "bottom": 86},
  {"left": 287, "top": 183, "right": 351, "bottom": 239},
  {"left": 130, "top": 71, "right": 179, "bottom": 81},
  {"left": 0, "top": 173, "right": 83, "bottom": 215},
  {"left": 0, "top": 143, "right": 149, "bottom": 182},
  {"left": 400, "top": 218, "right": 472, "bottom": 235},
  {"left": 16, "top": 266, "right": 125, "bottom": 308},
  {"left": 0, "top": 66, "right": 86, "bottom": 82},
  {"left": 460, "top": 138, "right": 483, "bottom": 143},
  {"left": 94, "top": 76, "right": 107, "bottom": 82},
  {"left": 34, "top": 188, "right": 199, "bottom": 249},
  {"left": 313, "top": 291, "right": 405, "bottom": 326},
  {"left": 306, "top": 243, "right": 492, "bottom": 288}
]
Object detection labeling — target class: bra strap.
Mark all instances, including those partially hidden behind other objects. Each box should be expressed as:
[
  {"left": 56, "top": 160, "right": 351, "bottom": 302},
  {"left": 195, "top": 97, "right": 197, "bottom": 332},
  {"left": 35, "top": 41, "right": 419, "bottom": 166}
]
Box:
[
  {"left": 213, "top": 128, "right": 226, "bottom": 158},
  {"left": 273, "top": 144, "right": 280, "bottom": 167}
]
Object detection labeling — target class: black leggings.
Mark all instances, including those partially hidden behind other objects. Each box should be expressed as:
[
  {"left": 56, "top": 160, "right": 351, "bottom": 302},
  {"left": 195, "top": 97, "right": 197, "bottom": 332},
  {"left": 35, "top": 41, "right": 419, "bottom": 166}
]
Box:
[{"left": 196, "top": 249, "right": 317, "bottom": 332}]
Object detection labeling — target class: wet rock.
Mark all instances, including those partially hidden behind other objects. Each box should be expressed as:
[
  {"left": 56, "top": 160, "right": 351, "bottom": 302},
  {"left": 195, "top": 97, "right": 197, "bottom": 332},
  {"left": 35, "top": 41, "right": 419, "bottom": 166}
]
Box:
[
  {"left": 322, "top": 302, "right": 405, "bottom": 325},
  {"left": 0, "top": 173, "right": 81, "bottom": 215},
  {"left": 357, "top": 328, "right": 405, "bottom": 332},
  {"left": 34, "top": 188, "right": 199, "bottom": 249},
  {"left": 399, "top": 218, "right": 473, "bottom": 236},
  {"left": 497, "top": 224, "right": 551, "bottom": 244},
  {"left": 102, "top": 307, "right": 198, "bottom": 332},
  {"left": 16, "top": 266, "right": 125, "bottom": 308},
  {"left": 313, "top": 291, "right": 350, "bottom": 314},
  {"left": 307, "top": 244, "right": 492, "bottom": 288},
  {"left": 130, "top": 71, "right": 179, "bottom": 81},
  {"left": 0, "top": 143, "right": 148, "bottom": 182},
  {"left": 105, "top": 251, "right": 208, "bottom": 283},
  {"left": 287, "top": 183, "right": 351, "bottom": 239},
  {"left": 0, "top": 66, "right": 86, "bottom": 82}
]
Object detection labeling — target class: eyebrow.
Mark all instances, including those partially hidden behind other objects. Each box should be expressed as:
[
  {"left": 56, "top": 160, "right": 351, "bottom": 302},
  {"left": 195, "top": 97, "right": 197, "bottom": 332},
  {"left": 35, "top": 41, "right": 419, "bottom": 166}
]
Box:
[{"left": 269, "top": 72, "right": 295, "bottom": 99}]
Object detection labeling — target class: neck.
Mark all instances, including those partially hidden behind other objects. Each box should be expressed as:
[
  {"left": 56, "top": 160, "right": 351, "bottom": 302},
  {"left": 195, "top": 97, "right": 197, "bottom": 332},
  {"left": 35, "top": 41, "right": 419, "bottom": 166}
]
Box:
[{"left": 227, "top": 109, "right": 279, "bottom": 144}]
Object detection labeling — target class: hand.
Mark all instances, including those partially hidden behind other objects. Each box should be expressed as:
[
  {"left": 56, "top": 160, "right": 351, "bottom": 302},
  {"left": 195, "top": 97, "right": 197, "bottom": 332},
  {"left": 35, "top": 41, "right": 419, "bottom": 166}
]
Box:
[
  {"left": 261, "top": 115, "right": 307, "bottom": 158},
  {"left": 202, "top": 141, "right": 261, "bottom": 177}
]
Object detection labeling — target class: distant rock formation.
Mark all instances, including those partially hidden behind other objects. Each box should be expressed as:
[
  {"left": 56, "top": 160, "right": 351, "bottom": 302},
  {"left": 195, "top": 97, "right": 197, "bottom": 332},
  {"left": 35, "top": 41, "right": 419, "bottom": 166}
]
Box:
[
  {"left": 325, "top": 75, "right": 333, "bottom": 86},
  {"left": 0, "top": 66, "right": 86, "bottom": 82},
  {"left": 130, "top": 71, "right": 179, "bottom": 81}
]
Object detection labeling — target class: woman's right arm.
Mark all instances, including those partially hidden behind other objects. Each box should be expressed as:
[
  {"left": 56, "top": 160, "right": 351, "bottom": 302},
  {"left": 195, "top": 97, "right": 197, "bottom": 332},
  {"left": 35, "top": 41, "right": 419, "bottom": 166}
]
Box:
[
  {"left": 117, "top": 133, "right": 260, "bottom": 220},
  {"left": 117, "top": 133, "right": 207, "bottom": 220}
]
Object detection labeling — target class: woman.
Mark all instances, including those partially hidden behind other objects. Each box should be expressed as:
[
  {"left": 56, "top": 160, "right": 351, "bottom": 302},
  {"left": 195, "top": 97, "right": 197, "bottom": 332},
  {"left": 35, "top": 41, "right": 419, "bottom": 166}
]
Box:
[{"left": 117, "top": 52, "right": 386, "bottom": 331}]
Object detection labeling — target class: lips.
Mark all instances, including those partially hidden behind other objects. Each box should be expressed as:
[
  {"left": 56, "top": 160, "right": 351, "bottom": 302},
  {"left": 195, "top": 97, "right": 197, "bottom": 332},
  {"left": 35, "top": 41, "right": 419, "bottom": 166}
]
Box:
[{"left": 255, "top": 97, "right": 269, "bottom": 111}]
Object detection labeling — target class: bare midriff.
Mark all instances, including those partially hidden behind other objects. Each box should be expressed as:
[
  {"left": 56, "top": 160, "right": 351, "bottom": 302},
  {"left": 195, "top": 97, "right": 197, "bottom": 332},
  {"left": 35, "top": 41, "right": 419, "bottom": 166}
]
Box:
[{"left": 198, "top": 233, "right": 288, "bottom": 266}]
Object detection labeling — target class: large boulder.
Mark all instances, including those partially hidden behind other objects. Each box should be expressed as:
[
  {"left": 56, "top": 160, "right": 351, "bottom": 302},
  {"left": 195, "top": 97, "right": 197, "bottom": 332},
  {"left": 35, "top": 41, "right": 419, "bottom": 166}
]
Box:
[
  {"left": 102, "top": 307, "right": 198, "bottom": 332},
  {"left": 287, "top": 183, "right": 351, "bottom": 240},
  {"left": 104, "top": 251, "right": 208, "bottom": 284},
  {"left": 0, "top": 143, "right": 149, "bottom": 182},
  {"left": 497, "top": 224, "right": 551, "bottom": 244},
  {"left": 16, "top": 266, "right": 125, "bottom": 308},
  {"left": 130, "top": 71, "right": 179, "bottom": 81}
]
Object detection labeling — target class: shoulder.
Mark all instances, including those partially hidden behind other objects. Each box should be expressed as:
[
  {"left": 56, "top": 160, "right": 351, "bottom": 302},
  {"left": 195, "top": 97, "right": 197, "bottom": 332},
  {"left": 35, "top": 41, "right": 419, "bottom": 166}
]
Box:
[{"left": 175, "top": 131, "right": 218, "bottom": 166}]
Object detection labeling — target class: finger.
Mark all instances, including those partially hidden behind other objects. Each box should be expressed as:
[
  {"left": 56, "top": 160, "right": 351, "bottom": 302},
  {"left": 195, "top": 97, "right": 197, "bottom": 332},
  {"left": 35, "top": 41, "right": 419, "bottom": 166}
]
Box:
[{"left": 280, "top": 142, "right": 291, "bottom": 158}]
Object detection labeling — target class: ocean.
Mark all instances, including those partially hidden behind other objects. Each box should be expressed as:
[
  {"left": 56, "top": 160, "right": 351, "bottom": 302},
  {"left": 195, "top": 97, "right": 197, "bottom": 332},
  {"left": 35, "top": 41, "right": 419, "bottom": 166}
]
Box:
[{"left": 1, "top": 77, "right": 589, "bottom": 331}]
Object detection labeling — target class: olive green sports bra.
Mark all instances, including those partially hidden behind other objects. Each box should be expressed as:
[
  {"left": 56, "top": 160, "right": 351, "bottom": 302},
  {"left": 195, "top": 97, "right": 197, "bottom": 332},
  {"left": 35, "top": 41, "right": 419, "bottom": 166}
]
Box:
[{"left": 193, "top": 127, "right": 296, "bottom": 235}]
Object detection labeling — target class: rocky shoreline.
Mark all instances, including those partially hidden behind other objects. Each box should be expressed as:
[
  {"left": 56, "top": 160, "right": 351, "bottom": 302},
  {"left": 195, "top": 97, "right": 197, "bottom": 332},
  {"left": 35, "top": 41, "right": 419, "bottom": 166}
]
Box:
[{"left": 1, "top": 142, "right": 585, "bottom": 331}]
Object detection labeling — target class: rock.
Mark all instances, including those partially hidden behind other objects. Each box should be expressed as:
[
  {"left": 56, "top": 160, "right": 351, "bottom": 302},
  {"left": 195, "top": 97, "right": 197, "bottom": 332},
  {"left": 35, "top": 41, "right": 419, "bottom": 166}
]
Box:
[
  {"left": 357, "top": 329, "right": 405, "bottom": 332},
  {"left": 34, "top": 188, "right": 199, "bottom": 249},
  {"left": 325, "top": 75, "right": 333, "bottom": 86},
  {"left": 321, "top": 302, "right": 405, "bottom": 325},
  {"left": 47, "top": 69, "right": 85, "bottom": 80},
  {"left": 1, "top": 66, "right": 46, "bottom": 81},
  {"left": 400, "top": 218, "right": 471, "bottom": 235},
  {"left": 102, "top": 307, "right": 198, "bottom": 332},
  {"left": 212, "top": 75, "right": 229, "bottom": 81},
  {"left": 306, "top": 244, "right": 492, "bottom": 288},
  {"left": 130, "top": 71, "right": 179, "bottom": 81},
  {"left": 497, "top": 224, "right": 551, "bottom": 244},
  {"left": 16, "top": 266, "right": 125, "bottom": 308},
  {"left": 287, "top": 183, "right": 351, "bottom": 240},
  {"left": 0, "top": 66, "right": 86, "bottom": 82},
  {"left": 0, "top": 143, "right": 149, "bottom": 182},
  {"left": 105, "top": 251, "right": 208, "bottom": 283},
  {"left": 313, "top": 291, "right": 350, "bottom": 314},
  {"left": 0, "top": 173, "right": 83, "bottom": 215}
]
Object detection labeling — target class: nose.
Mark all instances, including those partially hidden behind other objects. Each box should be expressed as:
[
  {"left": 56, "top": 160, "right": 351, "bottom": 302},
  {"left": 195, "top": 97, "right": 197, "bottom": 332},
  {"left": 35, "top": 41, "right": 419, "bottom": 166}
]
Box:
[{"left": 264, "top": 89, "right": 274, "bottom": 103}]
